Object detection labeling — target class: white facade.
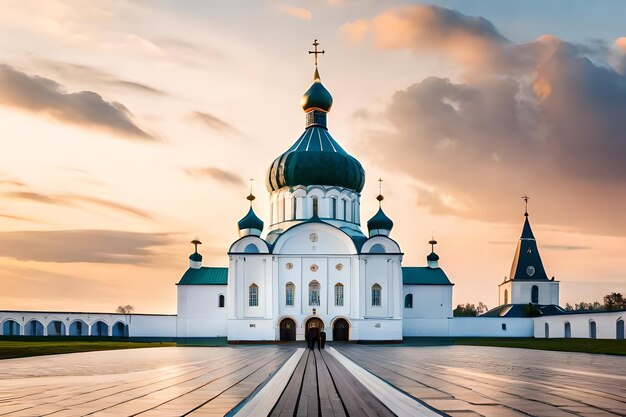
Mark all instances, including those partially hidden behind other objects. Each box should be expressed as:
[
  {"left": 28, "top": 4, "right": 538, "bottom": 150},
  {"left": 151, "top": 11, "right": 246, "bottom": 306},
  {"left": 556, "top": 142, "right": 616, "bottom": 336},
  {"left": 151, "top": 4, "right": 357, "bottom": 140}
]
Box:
[{"left": 225, "top": 221, "right": 405, "bottom": 342}]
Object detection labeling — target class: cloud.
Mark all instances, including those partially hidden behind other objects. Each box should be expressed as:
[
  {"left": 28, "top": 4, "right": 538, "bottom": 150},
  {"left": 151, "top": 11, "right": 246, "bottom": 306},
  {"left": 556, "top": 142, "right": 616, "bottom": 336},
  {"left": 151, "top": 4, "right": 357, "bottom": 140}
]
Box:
[
  {"left": 340, "top": 19, "right": 369, "bottom": 44},
  {"left": 277, "top": 3, "right": 312, "bottom": 20},
  {"left": 488, "top": 241, "right": 591, "bottom": 251},
  {"left": 0, "top": 64, "right": 154, "bottom": 140},
  {"left": 32, "top": 58, "right": 167, "bottom": 96},
  {"left": 351, "top": 5, "right": 626, "bottom": 236},
  {"left": 0, "top": 230, "right": 171, "bottom": 264},
  {"left": 184, "top": 167, "right": 245, "bottom": 187},
  {"left": 0, "top": 213, "right": 42, "bottom": 223},
  {"left": 4, "top": 191, "right": 154, "bottom": 221},
  {"left": 190, "top": 111, "right": 245, "bottom": 138}
]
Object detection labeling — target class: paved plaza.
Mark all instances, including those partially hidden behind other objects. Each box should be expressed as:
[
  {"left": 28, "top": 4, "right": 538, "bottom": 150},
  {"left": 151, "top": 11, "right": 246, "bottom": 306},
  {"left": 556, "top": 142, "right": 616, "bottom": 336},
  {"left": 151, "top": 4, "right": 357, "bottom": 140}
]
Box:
[
  {"left": 335, "top": 345, "right": 626, "bottom": 417},
  {"left": 0, "top": 345, "right": 624, "bottom": 416}
]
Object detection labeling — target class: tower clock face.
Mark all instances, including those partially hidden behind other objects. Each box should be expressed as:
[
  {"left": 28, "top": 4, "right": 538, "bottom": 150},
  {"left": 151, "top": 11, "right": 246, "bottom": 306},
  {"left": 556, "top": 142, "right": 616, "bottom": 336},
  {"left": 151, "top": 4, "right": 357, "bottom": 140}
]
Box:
[{"left": 526, "top": 266, "right": 536, "bottom": 276}]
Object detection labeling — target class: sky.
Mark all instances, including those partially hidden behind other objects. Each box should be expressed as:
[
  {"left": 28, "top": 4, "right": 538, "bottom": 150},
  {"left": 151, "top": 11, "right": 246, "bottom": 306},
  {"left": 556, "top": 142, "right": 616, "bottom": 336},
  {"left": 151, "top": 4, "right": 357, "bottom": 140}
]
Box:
[{"left": 0, "top": 0, "right": 625, "bottom": 314}]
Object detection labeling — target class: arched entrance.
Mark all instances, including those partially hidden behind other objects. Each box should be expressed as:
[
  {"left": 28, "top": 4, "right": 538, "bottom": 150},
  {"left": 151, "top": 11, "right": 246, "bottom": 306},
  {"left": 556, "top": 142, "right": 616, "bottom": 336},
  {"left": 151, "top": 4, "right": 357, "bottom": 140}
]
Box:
[
  {"left": 333, "top": 318, "right": 349, "bottom": 341},
  {"left": 112, "top": 322, "right": 128, "bottom": 338},
  {"left": 305, "top": 317, "right": 324, "bottom": 334},
  {"left": 279, "top": 318, "right": 296, "bottom": 341}
]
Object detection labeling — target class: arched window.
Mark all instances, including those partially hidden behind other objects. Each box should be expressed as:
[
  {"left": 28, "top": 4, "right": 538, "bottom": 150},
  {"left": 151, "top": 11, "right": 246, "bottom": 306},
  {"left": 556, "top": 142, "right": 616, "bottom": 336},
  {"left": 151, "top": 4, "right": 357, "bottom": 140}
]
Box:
[
  {"left": 285, "top": 282, "right": 295, "bottom": 306},
  {"left": 293, "top": 198, "right": 298, "bottom": 220},
  {"left": 531, "top": 285, "right": 539, "bottom": 304},
  {"left": 331, "top": 198, "right": 337, "bottom": 218},
  {"left": 342, "top": 199, "right": 347, "bottom": 220},
  {"left": 309, "top": 280, "right": 320, "bottom": 306},
  {"left": 545, "top": 322, "right": 550, "bottom": 338},
  {"left": 371, "top": 284, "right": 382, "bottom": 306},
  {"left": 405, "top": 294, "right": 413, "bottom": 308},
  {"left": 312, "top": 196, "right": 319, "bottom": 217},
  {"left": 249, "top": 284, "right": 259, "bottom": 307},
  {"left": 244, "top": 243, "right": 259, "bottom": 253},
  {"left": 504, "top": 289, "right": 509, "bottom": 305},
  {"left": 370, "top": 244, "right": 386, "bottom": 253},
  {"left": 335, "top": 283, "right": 344, "bottom": 307},
  {"left": 218, "top": 294, "right": 225, "bottom": 308},
  {"left": 617, "top": 319, "right": 625, "bottom": 340},
  {"left": 564, "top": 322, "right": 571, "bottom": 338},
  {"left": 589, "top": 320, "right": 597, "bottom": 339}
]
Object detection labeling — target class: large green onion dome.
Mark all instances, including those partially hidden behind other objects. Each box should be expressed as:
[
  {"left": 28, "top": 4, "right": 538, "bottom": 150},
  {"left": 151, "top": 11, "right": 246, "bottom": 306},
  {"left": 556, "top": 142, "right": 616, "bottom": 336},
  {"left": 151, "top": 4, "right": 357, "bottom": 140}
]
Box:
[{"left": 266, "top": 68, "right": 365, "bottom": 193}]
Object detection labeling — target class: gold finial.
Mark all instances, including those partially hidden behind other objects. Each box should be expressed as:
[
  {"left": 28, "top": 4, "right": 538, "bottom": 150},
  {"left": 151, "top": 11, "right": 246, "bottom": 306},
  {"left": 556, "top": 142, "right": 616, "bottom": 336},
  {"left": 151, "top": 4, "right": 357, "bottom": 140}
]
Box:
[
  {"left": 191, "top": 237, "right": 202, "bottom": 253},
  {"left": 308, "top": 39, "right": 325, "bottom": 66},
  {"left": 247, "top": 179, "right": 256, "bottom": 204},
  {"left": 376, "top": 178, "right": 384, "bottom": 205},
  {"left": 522, "top": 195, "right": 530, "bottom": 216},
  {"left": 428, "top": 237, "right": 437, "bottom": 252}
]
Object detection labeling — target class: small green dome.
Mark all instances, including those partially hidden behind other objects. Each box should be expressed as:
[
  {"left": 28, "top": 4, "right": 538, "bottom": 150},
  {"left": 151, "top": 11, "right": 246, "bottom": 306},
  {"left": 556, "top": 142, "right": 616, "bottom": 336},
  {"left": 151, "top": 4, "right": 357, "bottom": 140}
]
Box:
[
  {"left": 367, "top": 208, "right": 393, "bottom": 232},
  {"left": 300, "top": 68, "right": 333, "bottom": 112},
  {"left": 238, "top": 207, "right": 264, "bottom": 231},
  {"left": 427, "top": 252, "right": 440, "bottom": 262},
  {"left": 189, "top": 252, "right": 202, "bottom": 262}
]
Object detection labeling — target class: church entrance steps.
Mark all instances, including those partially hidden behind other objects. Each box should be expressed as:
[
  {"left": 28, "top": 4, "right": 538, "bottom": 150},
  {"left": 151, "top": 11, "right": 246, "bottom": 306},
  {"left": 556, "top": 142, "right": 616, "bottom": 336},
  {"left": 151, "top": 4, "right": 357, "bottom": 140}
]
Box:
[{"left": 228, "top": 345, "right": 444, "bottom": 417}]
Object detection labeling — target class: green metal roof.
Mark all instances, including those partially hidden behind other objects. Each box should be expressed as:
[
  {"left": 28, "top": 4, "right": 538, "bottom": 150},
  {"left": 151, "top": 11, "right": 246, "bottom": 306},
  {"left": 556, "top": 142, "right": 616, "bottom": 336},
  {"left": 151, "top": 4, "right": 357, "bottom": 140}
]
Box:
[
  {"left": 402, "top": 267, "right": 452, "bottom": 285},
  {"left": 177, "top": 267, "right": 228, "bottom": 285}
]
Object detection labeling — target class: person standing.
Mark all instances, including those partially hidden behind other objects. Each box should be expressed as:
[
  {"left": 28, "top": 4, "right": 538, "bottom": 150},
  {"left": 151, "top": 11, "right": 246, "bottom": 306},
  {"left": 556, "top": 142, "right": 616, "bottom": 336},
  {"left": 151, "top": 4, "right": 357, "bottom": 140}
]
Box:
[
  {"left": 319, "top": 330, "right": 326, "bottom": 349},
  {"left": 308, "top": 326, "right": 318, "bottom": 350}
]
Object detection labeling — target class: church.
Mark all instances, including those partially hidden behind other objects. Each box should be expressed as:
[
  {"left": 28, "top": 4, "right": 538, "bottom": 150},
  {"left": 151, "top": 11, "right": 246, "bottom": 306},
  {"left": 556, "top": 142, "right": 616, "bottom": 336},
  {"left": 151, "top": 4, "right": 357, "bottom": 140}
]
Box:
[
  {"left": 176, "top": 50, "right": 454, "bottom": 343},
  {"left": 1, "top": 44, "right": 624, "bottom": 341}
]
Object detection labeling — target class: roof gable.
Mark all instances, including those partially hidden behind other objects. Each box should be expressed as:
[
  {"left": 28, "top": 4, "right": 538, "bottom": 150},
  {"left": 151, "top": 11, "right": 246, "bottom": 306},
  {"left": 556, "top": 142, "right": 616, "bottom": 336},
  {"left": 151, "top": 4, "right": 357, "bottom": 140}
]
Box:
[
  {"left": 402, "top": 267, "right": 452, "bottom": 285},
  {"left": 177, "top": 267, "right": 228, "bottom": 285}
]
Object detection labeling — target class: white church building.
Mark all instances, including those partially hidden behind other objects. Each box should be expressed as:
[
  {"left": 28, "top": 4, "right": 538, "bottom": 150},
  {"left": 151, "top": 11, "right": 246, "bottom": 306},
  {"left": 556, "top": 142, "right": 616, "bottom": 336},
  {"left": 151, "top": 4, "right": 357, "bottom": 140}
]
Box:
[{"left": 1, "top": 53, "right": 624, "bottom": 342}]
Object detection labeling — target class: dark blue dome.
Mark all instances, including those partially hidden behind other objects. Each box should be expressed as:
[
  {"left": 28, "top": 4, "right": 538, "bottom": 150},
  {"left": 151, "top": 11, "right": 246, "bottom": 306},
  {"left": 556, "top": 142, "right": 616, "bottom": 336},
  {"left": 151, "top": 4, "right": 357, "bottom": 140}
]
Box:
[
  {"left": 189, "top": 252, "right": 202, "bottom": 262},
  {"left": 367, "top": 208, "right": 393, "bottom": 231},
  {"left": 238, "top": 207, "right": 264, "bottom": 231},
  {"left": 266, "top": 127, "right": 365, "bottom": 192},
  {"left": 427, "top": 252, "right": 439, "bottom": 262}
]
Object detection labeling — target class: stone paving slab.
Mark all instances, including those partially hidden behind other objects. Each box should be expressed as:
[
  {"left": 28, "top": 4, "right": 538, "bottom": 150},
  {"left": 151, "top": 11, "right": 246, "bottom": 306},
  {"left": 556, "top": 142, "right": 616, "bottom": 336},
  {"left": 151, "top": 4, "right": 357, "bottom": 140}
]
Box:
[
  {"left": 334, "top": 344, "right": 626, "bottom": 417},
  {"left": 0, "top": 346, "right": 295, "bottom": 417}
]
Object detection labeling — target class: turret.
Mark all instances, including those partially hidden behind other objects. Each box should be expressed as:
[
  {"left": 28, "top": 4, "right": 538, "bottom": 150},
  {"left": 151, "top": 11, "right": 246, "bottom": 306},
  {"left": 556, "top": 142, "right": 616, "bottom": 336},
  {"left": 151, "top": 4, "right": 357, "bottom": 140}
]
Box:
[
  {"left": 237, "top": 192, "right": 264, "bottom": 237},
  {"left": 367, "top": 180, "right": 393, "bottom": 237},
  {"left": 427, "top": 239, "right": 440, "bottom": 268}
]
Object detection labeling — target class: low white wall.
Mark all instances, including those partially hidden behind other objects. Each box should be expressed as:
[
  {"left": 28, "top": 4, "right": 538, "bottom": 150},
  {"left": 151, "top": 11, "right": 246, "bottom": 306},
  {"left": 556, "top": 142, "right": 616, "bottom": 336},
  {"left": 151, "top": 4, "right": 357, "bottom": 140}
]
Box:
[
  {"left": 129, "top": 315, "right": 177, "bottom": 338},
  {"left": 534, "top": 311, "right": 625, "bottom": 339},
  {"left": 0, "top": 310, "right": 176, "bottom": 338},
  {"left": 403, "top": 318, "right": 450, "bottom": 337},
  {"left": 449, "top": 317, "right": 534, "bottom": 337}
]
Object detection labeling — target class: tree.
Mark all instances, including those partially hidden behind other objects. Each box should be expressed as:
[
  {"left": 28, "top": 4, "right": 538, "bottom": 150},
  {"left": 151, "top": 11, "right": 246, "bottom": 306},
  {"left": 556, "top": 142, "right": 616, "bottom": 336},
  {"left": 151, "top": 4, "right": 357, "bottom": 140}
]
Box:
[
  {"left": 477, "top": 301, "right": 489, "bottom": 314},
  {"left": 453, "top": 303, "right": 479, "bottom": 317},
  {"left": 116, "top": 305, "right": 134, "bottom": 314},
  {"left": 604, "top": 292, "right": 626, "bottom": 310}
]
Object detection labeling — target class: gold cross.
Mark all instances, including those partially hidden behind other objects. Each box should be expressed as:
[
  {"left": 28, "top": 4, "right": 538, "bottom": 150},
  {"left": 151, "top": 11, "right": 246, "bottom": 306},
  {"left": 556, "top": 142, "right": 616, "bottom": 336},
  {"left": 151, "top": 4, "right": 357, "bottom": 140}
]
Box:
[
  {"left": 522, "top": 195, "right": 530, "bottom": 214},
  {"left": 308, "top": 39, "right": 325, "bottom": 66}
]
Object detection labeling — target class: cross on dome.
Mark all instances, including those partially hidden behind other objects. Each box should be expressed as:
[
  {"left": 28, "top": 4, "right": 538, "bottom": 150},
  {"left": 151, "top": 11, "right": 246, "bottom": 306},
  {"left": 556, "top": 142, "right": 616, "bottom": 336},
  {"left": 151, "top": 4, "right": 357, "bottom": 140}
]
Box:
[
  {"left": 191, "top": 237, "right": 202, "bottom": 253},
  {"left": 522, "top": 195, "right": 530, "bottom": 216},
  {"left": 308, "top": 39, "right": 325, "bottom": 66}
]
